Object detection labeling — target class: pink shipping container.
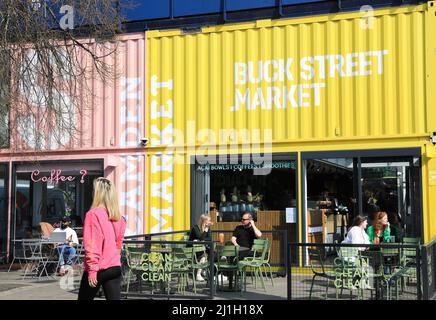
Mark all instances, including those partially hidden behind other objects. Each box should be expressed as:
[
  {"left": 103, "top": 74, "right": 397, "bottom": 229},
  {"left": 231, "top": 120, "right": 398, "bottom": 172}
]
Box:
[{"left": 0, "top": 33, "right": 147, "bottom": 257}]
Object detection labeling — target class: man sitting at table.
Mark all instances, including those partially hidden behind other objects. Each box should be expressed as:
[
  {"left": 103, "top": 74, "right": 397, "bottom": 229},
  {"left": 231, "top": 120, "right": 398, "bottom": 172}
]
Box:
[
  {"left": 231, "top": 212, "right": 262, "bottom": 260},
  {"left": 52, "top": 216, "right": 79, "bottom": 276}
]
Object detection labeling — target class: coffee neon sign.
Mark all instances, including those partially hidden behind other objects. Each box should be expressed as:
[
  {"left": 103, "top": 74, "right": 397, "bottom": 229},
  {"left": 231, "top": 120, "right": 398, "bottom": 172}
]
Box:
[{"left": 31, "top": 169, "right": 88, "bottom": 184}]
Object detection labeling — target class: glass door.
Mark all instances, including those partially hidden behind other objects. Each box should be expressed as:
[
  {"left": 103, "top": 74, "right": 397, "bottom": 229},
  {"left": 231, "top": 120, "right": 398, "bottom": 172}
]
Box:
[
  {"left": 361, "top": 156, "right": 422, "bottom": 240},
  {"left": 302, "top": 150, "right": 423, "bottom": 244}
]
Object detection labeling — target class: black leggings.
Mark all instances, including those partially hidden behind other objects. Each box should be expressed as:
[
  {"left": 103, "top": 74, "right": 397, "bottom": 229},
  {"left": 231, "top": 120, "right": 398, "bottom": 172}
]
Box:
[{"left": 78, "top": 266, "right": 122, "bottom": 300}]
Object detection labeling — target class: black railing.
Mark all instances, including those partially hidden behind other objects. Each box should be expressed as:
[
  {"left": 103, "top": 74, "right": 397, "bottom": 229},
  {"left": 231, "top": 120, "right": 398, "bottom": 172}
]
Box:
[
  {"left": 122, "top": 238, "right": 215, "bottom": 299},
  {"left": 287, "top": 242, "right": 422, "bottom": 300},
  {"left": 122, "top": 229, "right": 287, "bottom": 299},
  {"left": 422, "top": 237, "right": 436, "bottom": 300},
  {"left": 211, "top": 230, "right": 288, "bottom": 276}
]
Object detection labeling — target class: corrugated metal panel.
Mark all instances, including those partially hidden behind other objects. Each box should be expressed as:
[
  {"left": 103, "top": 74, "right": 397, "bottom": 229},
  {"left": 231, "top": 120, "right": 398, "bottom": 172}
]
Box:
[
  {"left": 146, "top": 4, "right": 429, "bottom": 147},
  {"left": 10, "top": 33, "right": 146, "bottom": 152},
  {"left": 79, "top": 33, "right": 146, "bottom": 150},
  {"left": 146, "top": 153, "right": 190, "bottom": 234},
  {"left": 115, "top": 154, "right": 147, "bottom": 236},
  {"left": 145, "top": 3, "right": 435, "bottom": 235}
]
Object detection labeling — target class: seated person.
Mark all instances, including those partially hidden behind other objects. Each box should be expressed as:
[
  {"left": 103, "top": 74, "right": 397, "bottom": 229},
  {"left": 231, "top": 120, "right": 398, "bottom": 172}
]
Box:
[
  {"left": 342, "top": 215, "right": 370, "bottom": 244},
  {"left": 342, "top": 215, "right": 370, "bottom": 251},
  {"left": 387, "top": 212, "right": 403, "bottom": 243},
  {"left": 366, "top": 211, "right": 391, "bottom": 245},
  {"left": 188, "top": 214, "right": 213, "bottom": 281},
  {"left": 52, "top": 216, "right": 79, "bottom": 275},
  {"left": 231, "top": 212, "right": 262, "bottom": 260}
]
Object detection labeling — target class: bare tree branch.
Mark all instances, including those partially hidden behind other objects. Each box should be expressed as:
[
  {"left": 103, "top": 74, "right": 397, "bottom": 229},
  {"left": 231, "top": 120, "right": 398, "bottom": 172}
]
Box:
[{"left": 0, "top": 0, "right": 136, "bottom": 153}]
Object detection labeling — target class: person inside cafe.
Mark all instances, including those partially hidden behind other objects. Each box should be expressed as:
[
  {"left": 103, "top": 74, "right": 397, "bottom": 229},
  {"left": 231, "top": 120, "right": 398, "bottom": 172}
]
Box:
[
  {"left": 188, "top": 214, "right": 213, "bottom": 282},
  {"left": 52, "top": 216, "right": 79, "bottom": 276},
  {"left": 231, "top": 212, "right": 262, "bottom": 260},
  {"left": 366, "top": 211, "right": 392, "bottom": 244},
  {"left": 387, "top": 211, "right": 403, "bottom": 243},
  {"left": 342, "top": 215, "right": 370, "bottom": 249}
]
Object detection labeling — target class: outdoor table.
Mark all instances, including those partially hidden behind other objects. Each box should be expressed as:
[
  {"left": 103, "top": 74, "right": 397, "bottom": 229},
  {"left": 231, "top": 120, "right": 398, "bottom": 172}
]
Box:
[{"left": 149, "top": 247, "right": 172, "bottom": 253}]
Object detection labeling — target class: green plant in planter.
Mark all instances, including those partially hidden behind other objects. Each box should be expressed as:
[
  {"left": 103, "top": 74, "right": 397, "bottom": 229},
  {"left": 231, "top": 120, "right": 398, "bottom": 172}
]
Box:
[
  {"left": 65, "top": 207, "right": 72, "bottom": 217},
  {"left": 247, "top": 193, "right": 253, "bottom": 202},
  {"left": 231, "top": 186, "right": 239, "bottom": 202},
  {"left": 220, "top": 189, "right": 226, "bottom": 203},
  {"left": 252, "top": 193, "right": 263, "bottom": 203}
]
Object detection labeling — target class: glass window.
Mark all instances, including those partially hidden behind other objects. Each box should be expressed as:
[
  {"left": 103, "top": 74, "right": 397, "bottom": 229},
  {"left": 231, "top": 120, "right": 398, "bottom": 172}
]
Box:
[
  {"left": 14, "top": 168, "right": 102, "bottom": 239},
  {"left": 305, "top": 158, "right": 355, "bottom": 244},
  {"left": 361, "top": 156, "right": 421, "bottom": 240},
  {"left": 205, "top": 161, "right": 296, "bottom": 222},
  {"left": 304, "top": 154, "right": 422, "bottom": 244}
]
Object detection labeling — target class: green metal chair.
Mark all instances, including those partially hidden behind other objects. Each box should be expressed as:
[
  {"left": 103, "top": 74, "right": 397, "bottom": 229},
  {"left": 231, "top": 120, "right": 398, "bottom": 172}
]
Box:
[
  {"left": 124, "top": 245, "right": 147, "bottom": 295},
  {"left": 191, "top": 244, "right": 210, "bottom": 294},
  {"left": 400, "top": 237, "right": 420, "bottom": 291},
  {"left": 380, "top": 246, "right": 403, "bottom": 300},
  {"left": 359, "top": 250, "right": 387, "bottom": 299},
  {"left": 238, "top": 242, "right": 267, "bottom": 294},
  {"left": 215, "top": 245, "right": 241, "bottom": 293},
  {"left": 249, "top": 239, "right": 274, "bottom": 286},
  {"left": 308, "top": 248, "right": 339, "bottom": 299},
  {"left": 335, "top": 247, "right": 366, "bottom": 300},
  {"left": 166, "top": 246, "right": 192, "bottom": 295},
  {"left": 261, "top": 239, "right": 274, "bottom": 286}
]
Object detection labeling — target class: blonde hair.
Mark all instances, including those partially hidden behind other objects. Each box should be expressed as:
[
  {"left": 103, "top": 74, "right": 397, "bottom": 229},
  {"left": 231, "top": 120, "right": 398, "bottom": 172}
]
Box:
[
  {"left": 91, "top": 177, "right": 121, "bottom": 221},
  {"left": 197, "top": 214, "right": 211, "bottom": 233}
]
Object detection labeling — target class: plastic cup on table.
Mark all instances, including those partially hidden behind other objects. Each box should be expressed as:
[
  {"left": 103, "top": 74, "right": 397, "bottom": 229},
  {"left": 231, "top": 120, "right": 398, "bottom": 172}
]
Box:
[{"left": 218, "top": 233, "right": 225, "bottom": 244}]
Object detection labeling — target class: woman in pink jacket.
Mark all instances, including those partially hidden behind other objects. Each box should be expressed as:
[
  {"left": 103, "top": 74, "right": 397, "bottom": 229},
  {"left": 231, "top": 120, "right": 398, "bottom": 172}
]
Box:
[{"left": 78, "top": 177, "right": 126, "bottom": 300}]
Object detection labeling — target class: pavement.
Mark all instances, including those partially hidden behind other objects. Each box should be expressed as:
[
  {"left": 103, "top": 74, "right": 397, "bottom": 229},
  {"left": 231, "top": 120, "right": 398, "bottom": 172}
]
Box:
[{"left": 0, "top": 265, "right": 288, "bottom": 300}]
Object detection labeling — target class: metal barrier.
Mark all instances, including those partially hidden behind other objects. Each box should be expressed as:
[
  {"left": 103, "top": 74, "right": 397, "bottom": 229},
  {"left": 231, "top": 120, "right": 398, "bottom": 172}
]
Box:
[
  {"left": 287, "top": 242, "right": 422, "bottom": 300},
  {"left": 210, "top": 230, "right": 288, "bottom": 276},
  {"left": 422, "top": 238, "right": 436, "bottom": 300},
  {"left": 122, "top": 238, "right": 215, "bottom": 299},
  {"left": 122, "top": 229, "right": 287, "bottom": 299}
]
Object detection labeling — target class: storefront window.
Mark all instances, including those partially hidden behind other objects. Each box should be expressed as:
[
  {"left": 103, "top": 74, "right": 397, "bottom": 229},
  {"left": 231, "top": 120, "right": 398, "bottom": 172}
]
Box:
[
  {"left": 206, "top": 161, "right": 296, "bottom": 222},
  {"left": 0, "top": 164, "right": 8, "bottom": 254},
  {"left": 304, "top": 154, "right": 422, "bottom": 244},
  {"left": 13, "top": 161, "right": 103, "bottom": 239},
  {"left": 305, "top": 158, "right": 355, "bottom": 243},
  {"left": 361, "top": 157, "right": 421, "bottom": 240},
  {"left": 192, "top": 156, "right": 297, "bottom": 228}
]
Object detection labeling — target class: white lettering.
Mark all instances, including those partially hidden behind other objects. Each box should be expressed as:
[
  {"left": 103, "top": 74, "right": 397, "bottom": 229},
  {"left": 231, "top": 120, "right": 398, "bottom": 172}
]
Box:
[
  {"left": 346, "top": 52, "right": 359, "bottom": 77},
  {"left": 151, "top": 155, "right": 174, "bottom": 173},
  {"left": 120, "top": 77, "right": 141, "bottom": 101},
  {"left": 120, "top": 128, "right": 140, "bottom": 147},
  {"left": 151, "top": 178, "right": 174, "bottom": 203},
  {"left": 120, "top": 187, "right": 142, "bottom": 210},
  {"left": 235, "top": 62, "right": 246, "bottom": 85},
  {"left": 300, "top": 56, "right": 314, "bottom": 80},
  {"left": 120, "top": 157, "right": 142, "bottom": 182},
  {"left": 151, "top": 123, "right": 174, "bottom": 146},
  {"left": 248, "top": 61, "right": 262, "bottom": 83},
  {"left": 264, "top": 60, "right": 278, "bottom": 82},
  {"left": 151, "top": 100, "right": 173, "bottom": 120}
]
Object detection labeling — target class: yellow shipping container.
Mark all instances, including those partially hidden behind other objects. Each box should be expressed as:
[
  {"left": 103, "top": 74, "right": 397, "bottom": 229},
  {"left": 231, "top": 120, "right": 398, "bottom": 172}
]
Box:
[{"left": 145, "top": 2, "right": 436, "bottom": 243}]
